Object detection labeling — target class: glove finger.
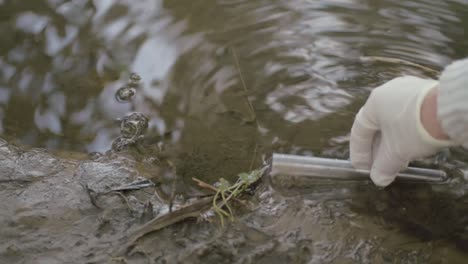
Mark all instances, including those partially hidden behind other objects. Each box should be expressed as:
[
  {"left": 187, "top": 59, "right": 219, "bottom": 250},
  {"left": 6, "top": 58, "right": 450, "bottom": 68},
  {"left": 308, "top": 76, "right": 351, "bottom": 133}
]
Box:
[
  {"left": 370, "top": 138, "right": 409, "bottom": 187},
  {"left": 350, "top": 108, "right": 379, "bottom": 170}
]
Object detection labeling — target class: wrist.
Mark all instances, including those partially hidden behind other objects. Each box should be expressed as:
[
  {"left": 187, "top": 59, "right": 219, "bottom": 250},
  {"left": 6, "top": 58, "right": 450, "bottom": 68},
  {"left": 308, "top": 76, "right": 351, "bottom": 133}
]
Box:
[{"left": 420, "top": 86, "right": 450, "bottom": 140}]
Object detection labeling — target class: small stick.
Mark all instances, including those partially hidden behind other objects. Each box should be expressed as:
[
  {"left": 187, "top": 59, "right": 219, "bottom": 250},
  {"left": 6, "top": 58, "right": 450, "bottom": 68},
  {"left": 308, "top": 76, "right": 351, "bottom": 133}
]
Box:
[
  {"left": 231, "top": 47, "right": 257, "bottom": 122},
  {"left": 192, "top": 177, "right": 219, "bottom": 193},
  {"left": 115, "top": 196, "right": 213, "bottom": 256},
  {"left": 168, "top": 160, "right": 177, "bottom": 212},
  {"left": 359, "top": 56, "right": 440, "bottom": 75},
  {"left": 195, "top": 178, "right": 239, "bottom": 203},
  {"left": 108, "top": 191, "right": 133, "bottom": 213},
  {"left": 0, "top": 179, "right": 33, "bottom": 183},
  {"left": 249, "top": 143, "right": 258, "bottom": 171}
]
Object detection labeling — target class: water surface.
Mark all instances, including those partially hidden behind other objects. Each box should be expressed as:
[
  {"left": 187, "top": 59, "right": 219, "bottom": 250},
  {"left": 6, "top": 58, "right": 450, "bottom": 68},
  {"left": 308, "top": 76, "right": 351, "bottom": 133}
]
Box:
[{"left": 1, "top": 0, "right": 468, "bottom": 262}]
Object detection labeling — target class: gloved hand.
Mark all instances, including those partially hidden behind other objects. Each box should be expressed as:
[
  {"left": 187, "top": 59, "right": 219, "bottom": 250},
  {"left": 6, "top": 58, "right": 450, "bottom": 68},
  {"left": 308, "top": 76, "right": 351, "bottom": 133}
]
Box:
[{"left": 350, "top": 76, "right": 454, "bottom": 187}]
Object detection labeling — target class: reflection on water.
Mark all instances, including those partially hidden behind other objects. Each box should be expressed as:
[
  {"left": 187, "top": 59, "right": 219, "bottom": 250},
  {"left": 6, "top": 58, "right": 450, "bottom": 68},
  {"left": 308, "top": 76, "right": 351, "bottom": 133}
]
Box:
[
  {"left": 3, "top": 0, "right": 466, "bottom": 155},
  {"left": 1, "top": 0, "right": 468, "bottom": 259}
]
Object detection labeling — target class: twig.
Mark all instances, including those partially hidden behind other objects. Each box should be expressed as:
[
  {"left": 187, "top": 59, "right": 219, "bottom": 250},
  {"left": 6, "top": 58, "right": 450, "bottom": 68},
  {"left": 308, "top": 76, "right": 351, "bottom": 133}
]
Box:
[
  {"left": 249, "top": 143, "right": 258, "bottom": 171},
  {"left": 192, "top": 177, "right": 219, "bottom": 193},
  {"left": 192, "top": 177, "right": 232, "bottom": 221},
  {"left": 359, "top": 56, "right": 440, "bottom": 75},
  {"left": 0, "top": 179, "right": 33, "bottom": 184},
  {"left": 191, "top": 170, "right": 263, "bottom": 227},
  {"left": 102, "top": 180, "right": 156, "bottom": 193},
  {"left": 231, "top": 47, "right": 257, "bottom": 122},
  {"left": 192, "top": 177, "right": 241, "bottom": 210},
  {"left": 115, "top": 196, "right": 213, "bottom": 256},
  {"left": 192, "top": 177, "right": 236, "bottom": 226},
  {"left": 168, "top": 160, "right": 177, "bottom": 213},
  {"left": 108, "top": 191, "right": 133, "bottom": 213}
]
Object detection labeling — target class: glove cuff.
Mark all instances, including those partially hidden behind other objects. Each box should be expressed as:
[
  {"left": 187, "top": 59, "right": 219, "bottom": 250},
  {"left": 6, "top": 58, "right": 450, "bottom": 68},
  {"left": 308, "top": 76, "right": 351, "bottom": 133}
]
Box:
[
  {"left": 415, "top": 83, "right": 456, "bottom": 148},
  {"left": 438, "top": 58, "right": 468, "bottom": 147}
]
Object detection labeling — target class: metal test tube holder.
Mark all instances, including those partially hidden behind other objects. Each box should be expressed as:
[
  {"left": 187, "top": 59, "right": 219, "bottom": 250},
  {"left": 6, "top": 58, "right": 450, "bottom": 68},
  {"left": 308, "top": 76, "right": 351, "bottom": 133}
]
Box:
[{"left": 271, "top": 153, "right": 447, "bottom": 183}]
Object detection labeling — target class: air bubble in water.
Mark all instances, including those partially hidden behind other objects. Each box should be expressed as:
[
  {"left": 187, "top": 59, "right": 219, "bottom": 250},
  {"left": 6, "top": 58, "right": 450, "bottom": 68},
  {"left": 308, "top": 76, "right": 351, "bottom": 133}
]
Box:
[
  {"left": 112, "top": 136, "right": 135, "bottom": 152},
  {"left": 120, "top": 112, "right": 148, "bottom": 138},
  {"left": 112, "top": 112, "right": 149, "bottom": 151},
  {"left": 128, "top": 73, "right": 141, "bottom": 87},
  {"left": 115, "top": 85, "right": 136, "bottom": 102}
]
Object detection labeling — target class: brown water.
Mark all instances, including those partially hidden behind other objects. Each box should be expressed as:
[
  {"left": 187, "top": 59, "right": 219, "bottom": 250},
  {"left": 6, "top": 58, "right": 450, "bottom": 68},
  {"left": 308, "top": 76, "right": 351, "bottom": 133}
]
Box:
[
  {"left": 3, "top": 0, "right": 466, "bottom": 153},
  {"left": 1, "top": 0, "right": 468, "bottom": 263}
]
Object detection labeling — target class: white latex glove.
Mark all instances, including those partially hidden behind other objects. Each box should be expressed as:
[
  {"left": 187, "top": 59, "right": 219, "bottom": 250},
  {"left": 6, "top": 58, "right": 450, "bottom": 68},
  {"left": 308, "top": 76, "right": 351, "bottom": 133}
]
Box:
[{"left": 350, "top": 76, "right": 453, "bottom": 187}]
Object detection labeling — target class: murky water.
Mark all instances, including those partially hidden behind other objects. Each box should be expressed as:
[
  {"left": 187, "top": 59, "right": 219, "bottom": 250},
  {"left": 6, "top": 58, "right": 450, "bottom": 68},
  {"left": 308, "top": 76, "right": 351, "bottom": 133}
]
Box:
[{"left": 1, "top": 0, "right": 468, "bottom": 263}]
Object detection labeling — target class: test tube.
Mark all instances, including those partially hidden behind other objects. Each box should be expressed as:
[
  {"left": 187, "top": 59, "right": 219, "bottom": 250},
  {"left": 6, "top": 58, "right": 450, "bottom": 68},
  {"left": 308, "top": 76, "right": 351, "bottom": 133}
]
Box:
[{"left": 271, "top": 153, "right": 447, "bottom": 183}]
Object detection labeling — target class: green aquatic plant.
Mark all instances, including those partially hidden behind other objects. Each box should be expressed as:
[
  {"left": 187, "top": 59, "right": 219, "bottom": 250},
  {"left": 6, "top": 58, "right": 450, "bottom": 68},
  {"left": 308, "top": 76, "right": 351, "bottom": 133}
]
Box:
[{"left": 194, "top": 169, "right": 263, "bottom": 226}]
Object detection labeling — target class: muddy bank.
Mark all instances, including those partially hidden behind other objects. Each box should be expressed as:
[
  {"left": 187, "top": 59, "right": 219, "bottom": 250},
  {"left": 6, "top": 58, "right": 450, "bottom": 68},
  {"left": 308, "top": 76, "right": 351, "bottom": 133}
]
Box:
[{"left": 2, "top": 138, "right": 468, "bottom": 263}]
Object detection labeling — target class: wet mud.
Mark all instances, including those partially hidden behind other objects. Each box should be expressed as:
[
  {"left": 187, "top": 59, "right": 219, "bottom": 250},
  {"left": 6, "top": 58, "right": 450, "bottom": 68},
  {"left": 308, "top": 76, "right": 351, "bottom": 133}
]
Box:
[{"left": 2, "top": 138, "right": 468, "bottom": 263}]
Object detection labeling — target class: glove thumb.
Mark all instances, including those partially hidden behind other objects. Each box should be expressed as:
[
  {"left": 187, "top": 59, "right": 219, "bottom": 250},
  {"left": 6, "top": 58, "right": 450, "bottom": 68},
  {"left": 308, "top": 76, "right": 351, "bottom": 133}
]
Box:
[{"left": 370, "top": 136, "right": 409, "bottom": 187}]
